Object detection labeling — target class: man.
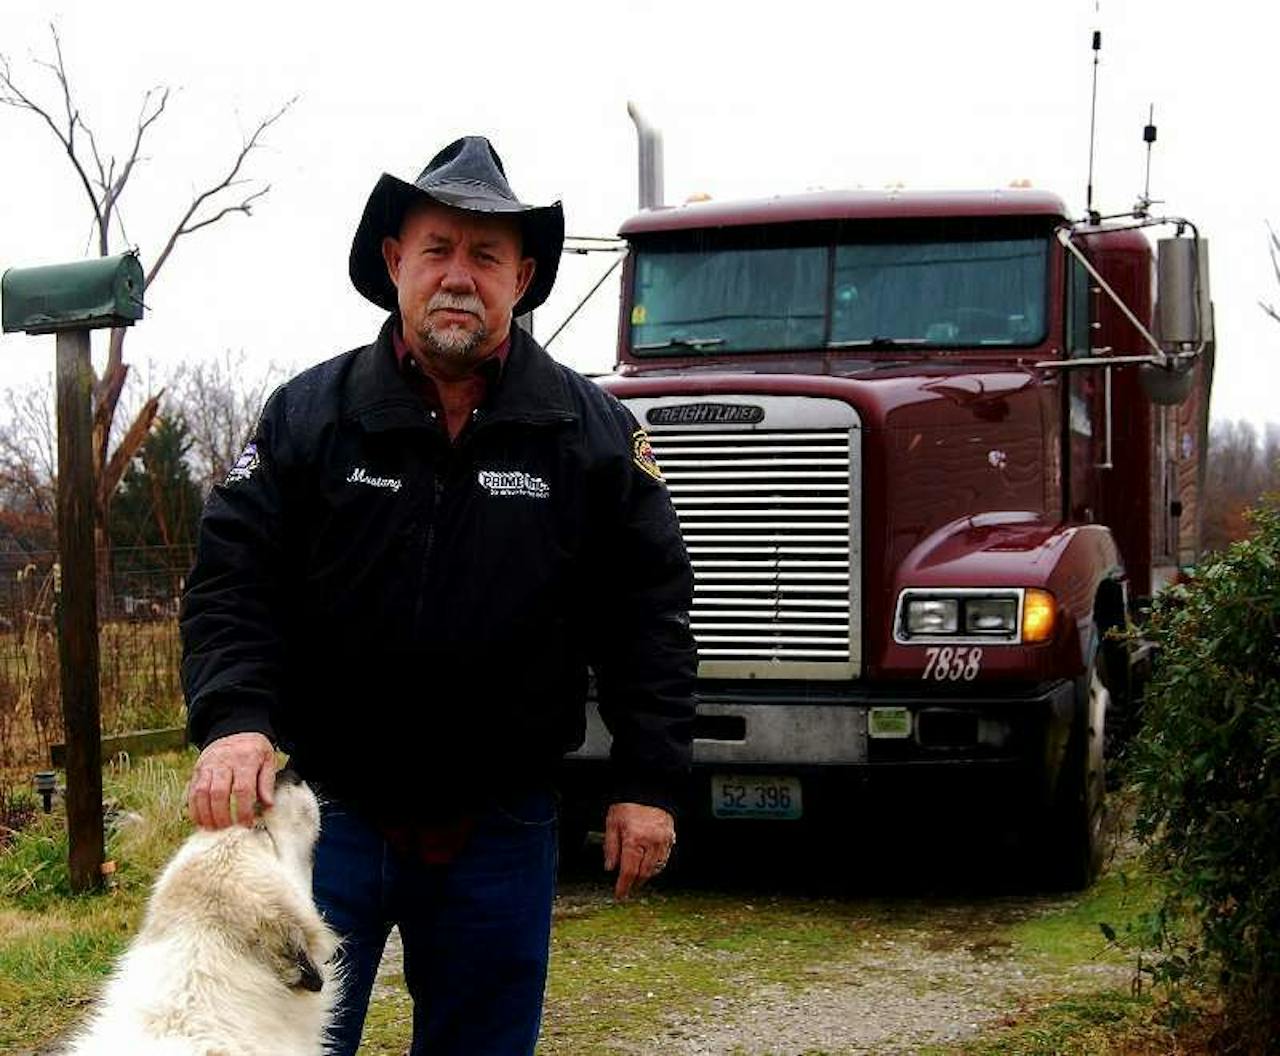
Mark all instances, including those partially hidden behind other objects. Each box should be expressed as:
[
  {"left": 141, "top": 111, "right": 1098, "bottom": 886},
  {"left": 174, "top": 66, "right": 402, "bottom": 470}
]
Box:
[{"left": 180, "top": 136, "right": 696, "bottom": 1056}]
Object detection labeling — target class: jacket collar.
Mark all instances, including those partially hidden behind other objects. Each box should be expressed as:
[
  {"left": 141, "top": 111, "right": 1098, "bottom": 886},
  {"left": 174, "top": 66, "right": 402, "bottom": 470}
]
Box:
[{"left": 346, "top": 316, "right": 576, "bottom": 432}]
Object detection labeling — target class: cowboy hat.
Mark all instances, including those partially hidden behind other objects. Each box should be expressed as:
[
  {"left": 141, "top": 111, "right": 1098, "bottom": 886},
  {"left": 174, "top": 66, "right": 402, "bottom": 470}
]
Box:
[{"left": 349, "top": 136, "right": 564, "bottom": 317}]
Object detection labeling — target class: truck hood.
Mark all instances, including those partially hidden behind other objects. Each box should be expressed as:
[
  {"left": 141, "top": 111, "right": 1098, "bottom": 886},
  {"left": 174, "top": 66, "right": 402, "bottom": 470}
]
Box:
[{"left": 603, "top": 366, "right": 1042, "bottom": 431}]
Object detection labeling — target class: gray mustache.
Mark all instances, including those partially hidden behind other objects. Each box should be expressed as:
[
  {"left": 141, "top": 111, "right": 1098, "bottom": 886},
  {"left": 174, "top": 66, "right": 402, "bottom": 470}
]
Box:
[{"left": 428, "top": 293, "right": 484, "bottom": 316}]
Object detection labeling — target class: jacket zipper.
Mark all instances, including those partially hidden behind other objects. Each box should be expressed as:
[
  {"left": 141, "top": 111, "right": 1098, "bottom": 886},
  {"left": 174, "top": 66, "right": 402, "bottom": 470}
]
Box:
[{"left": 412, "top": 415, "right": 450, "bottom": 632}]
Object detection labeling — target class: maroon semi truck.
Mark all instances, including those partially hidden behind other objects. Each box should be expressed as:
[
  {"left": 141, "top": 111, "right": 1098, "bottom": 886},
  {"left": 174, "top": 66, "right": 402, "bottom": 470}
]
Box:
[{"left": 563, "top": 128, "right": 1213, "bottom": 889}]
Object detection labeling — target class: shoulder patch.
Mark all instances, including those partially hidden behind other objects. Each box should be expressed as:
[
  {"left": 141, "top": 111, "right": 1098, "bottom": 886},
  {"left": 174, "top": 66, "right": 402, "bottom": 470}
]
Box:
[
  {"left": 225, "top": 441, "right": 260, "bottom": 485},
  {"left": 632, "top": 429, "right": 663, "bottom": 481}
]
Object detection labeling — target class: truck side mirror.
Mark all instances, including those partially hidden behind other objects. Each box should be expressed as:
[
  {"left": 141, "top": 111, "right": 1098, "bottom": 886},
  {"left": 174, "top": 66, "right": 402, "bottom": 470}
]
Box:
[
  {"left": 2, "top": 253, "right": 145, "bottom": 335},
  {"left": 1143, "top": 236, "right": 1211, "bottom": 405},
  {"left": 1154, "top": 236, "right": 1212, "bottom": 348}
]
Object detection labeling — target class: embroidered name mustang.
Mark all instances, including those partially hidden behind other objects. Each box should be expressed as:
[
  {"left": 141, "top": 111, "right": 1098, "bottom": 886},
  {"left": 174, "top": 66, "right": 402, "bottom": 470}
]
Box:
[{"left": 347, "top": 467, "right": 403, "bottom": 492}]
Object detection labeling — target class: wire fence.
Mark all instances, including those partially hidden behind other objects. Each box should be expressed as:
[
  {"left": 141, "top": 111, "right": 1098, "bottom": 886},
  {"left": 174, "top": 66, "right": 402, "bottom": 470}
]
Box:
[{"left": 0, "top": 546, "right": 193, "bottom": 775}]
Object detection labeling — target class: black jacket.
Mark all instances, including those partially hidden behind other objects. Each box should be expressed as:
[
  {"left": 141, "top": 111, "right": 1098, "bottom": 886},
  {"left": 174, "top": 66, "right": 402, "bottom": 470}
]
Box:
[{"left": 180, "top": 319, "right": 696, "bottom": 818}]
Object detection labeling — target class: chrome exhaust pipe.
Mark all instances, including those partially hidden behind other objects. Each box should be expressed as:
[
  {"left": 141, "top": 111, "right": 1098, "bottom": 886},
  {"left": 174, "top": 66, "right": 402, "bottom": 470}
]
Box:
[{"left": 627, "top": 101, "right": 664, "bottom": 210}]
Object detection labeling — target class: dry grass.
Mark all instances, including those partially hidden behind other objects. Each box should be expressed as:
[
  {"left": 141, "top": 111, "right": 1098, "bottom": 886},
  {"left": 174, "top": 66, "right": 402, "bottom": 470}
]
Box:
[{"left": 0, "top": 619, "right": 184, "bottom": 778}]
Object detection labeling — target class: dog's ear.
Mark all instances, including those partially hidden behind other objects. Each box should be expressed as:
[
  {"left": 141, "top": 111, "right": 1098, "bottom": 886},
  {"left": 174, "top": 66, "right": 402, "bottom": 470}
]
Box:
[
  {"left": 290, "top": 941, "right": 325, "bottom": 993},
  {"left": 256, "top": 914, "right": 328, "bottom": 993}
]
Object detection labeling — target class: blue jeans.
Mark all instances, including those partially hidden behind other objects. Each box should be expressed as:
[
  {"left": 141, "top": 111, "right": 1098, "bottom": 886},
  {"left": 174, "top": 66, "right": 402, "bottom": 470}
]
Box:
[{"left": 312, "top": 789, "right": 558, "bottom": 1056}]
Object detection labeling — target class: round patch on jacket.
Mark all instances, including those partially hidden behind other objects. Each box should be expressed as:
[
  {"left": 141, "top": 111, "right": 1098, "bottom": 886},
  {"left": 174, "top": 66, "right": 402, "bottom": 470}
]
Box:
[{"left": 632, "top": 429, "right": 663, "bottom": 481}]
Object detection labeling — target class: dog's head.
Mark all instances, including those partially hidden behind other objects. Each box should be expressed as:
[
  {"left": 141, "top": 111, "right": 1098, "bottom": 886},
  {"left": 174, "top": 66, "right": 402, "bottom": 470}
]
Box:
[
  {"left": 146, "top": 773, "right": 338, "bottom": 997},
  {"left": 258, "top": 769, "right": 322, "bottom": 877}
]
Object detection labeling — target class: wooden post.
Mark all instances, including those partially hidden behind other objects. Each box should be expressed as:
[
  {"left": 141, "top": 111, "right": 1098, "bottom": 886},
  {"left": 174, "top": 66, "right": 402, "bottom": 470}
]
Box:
[{"left": 54, "top": 329, "right": 104, "bottom": 893}]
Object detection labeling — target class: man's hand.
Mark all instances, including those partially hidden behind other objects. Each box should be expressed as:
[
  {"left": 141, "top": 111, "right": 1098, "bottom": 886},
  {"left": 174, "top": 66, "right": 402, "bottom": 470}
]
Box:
[
  {"left": 603, "top": 802, "right": 675, "bottom": 901},
  {"left": 186, "top": 732, "right": 276, "bottom": 829}
]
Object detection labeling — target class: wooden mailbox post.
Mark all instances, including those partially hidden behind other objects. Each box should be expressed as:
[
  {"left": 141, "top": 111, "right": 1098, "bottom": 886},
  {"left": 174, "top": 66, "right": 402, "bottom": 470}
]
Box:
[{"left": 2, "top": 252, "right": 145, "bottom": 892}]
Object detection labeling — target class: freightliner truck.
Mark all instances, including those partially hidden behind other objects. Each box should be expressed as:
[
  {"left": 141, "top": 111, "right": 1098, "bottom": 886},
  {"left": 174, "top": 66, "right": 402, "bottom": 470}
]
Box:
[{"left": 563, "top": 112, "right": 1214, "bottom": 889}]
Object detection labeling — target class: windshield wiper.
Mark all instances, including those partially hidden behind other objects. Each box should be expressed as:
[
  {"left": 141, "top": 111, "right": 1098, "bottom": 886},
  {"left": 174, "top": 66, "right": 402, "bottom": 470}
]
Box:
[
  {"left": 633, "top": 336, "right": 726, "bottom": 352},
  {"left": 826, "top": 337, "right": 928, "bottom": 350}
]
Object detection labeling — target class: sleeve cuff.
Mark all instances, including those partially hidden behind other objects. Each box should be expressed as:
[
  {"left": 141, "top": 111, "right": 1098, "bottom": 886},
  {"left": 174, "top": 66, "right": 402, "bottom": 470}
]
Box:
[
  {"left": 188, "top": 694, "right": 276, "bottom": 750},
  {"left": 608, "top": 767, "right": 687, "bottom": 820}
]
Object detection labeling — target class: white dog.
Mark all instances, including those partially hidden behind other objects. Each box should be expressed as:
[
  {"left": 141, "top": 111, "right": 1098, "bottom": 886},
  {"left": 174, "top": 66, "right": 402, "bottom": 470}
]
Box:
[{"left": 63, "top": 771, "right": 339, "bottom": 1056}]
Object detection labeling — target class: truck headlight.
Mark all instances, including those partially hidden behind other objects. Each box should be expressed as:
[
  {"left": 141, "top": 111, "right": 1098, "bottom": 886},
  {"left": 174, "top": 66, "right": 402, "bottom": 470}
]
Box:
[
  {"left": 904, "top": 598, "right": 959, "bottom": 634},
  {"left": 896, "top": 589, "right": 1052, "bottom": 644},
  {"left": 965, "top": 597, "right": 1018, "bottom": 635}
]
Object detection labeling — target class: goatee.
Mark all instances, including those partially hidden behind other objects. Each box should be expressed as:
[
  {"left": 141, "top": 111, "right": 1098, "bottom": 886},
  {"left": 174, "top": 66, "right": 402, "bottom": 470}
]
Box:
[{"left": 414, "top": 292, "right": 488, "bottom": 365}]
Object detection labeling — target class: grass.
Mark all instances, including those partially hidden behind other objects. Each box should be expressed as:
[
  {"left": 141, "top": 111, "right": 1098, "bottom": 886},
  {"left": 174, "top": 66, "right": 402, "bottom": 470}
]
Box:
[
  {"left": 929, "top": 863, "right": 1206, "bottom": 1056},
  {"left": 1007, "top": 862, "right": 1161, "bottom": 968},
  {"left": 540, "top": 894, "right": 864, "bottom": 1053},
  {"left": 0, "top": 754, "right": 1213, "bottom": 1055},
  {"left": 0, "top": 750, "right": 193, "bottom": 1052}
]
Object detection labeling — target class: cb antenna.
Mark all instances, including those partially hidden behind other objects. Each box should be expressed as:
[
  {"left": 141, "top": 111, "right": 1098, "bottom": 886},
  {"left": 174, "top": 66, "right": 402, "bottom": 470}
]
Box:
[
  {"left": 1085, "top": 25, "right": 1102, "bottom": 225},
  {"left": 1136, "top": 104, "right": 1158, "bottom": 217}
]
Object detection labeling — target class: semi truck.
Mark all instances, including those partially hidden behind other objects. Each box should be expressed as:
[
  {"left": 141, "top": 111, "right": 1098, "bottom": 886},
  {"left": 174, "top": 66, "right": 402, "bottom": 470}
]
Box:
[{"left": 563, "top": 111, "right": 1213, "bottom": 889}]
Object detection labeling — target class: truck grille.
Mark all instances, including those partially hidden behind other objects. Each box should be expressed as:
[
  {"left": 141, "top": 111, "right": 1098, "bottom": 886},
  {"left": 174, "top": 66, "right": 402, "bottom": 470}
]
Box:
[{"left": 646, "top": 418, "right": 859, "bottom": 678}]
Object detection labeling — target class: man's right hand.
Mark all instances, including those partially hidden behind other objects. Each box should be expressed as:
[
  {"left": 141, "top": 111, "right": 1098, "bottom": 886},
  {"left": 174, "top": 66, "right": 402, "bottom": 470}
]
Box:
[{"left": 186, "top": 732, "right": 276, "bottom": 829}]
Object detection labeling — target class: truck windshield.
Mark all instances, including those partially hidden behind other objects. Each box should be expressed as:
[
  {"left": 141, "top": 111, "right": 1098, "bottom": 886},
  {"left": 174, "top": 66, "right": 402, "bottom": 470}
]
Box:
[{"left": 630, "top": 234, "right": 1048, "bottom": 355}]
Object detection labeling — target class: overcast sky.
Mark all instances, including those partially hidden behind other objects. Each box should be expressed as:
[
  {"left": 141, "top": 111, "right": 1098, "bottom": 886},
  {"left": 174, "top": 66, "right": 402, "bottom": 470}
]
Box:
[{"left": 1, "top": 0, "right": 1277, "bottom": 426}]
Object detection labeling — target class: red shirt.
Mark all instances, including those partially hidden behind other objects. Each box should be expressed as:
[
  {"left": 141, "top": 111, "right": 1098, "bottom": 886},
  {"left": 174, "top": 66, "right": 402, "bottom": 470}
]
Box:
[{"left": 392, "top": 327, "right": 510, "bottom": 439}]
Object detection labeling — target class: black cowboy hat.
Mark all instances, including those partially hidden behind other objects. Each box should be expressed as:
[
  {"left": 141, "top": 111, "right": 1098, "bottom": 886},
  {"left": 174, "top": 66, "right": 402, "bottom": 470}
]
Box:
[{"left": 349, "top": 136, "right": 564, "bottom": 317}]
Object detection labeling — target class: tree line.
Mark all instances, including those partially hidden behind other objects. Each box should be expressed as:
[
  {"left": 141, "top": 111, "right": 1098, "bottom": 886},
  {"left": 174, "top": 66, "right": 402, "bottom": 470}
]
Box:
[
  {"left": 0, "top": 353, "right": 280, "bottom": 602},
  {"left": 1, "top": 362, "right": 1274, "bottom": 575}
]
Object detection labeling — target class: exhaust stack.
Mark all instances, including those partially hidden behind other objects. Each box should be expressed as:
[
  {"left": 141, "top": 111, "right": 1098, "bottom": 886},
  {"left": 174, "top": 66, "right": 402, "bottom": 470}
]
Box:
[{"left": 627, "top": 102, "right": 665, "bottom": 210}]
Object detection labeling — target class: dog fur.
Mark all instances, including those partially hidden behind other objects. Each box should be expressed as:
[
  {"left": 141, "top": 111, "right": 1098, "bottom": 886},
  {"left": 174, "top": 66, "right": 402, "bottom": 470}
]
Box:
[{"left": 62, "top": 775, "right": 339, "bottom": 1056}]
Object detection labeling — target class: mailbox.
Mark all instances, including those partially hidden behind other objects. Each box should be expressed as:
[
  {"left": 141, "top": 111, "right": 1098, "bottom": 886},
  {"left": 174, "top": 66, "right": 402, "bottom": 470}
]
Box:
[{"left": 2, "top": 252, "right": 144, "bottom": 335}]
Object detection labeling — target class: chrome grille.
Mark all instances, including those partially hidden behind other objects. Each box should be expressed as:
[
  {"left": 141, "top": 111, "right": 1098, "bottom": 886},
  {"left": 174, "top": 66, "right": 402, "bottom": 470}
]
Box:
[{"left": 649, "top": 424, "right": 857, "bottom": 675}]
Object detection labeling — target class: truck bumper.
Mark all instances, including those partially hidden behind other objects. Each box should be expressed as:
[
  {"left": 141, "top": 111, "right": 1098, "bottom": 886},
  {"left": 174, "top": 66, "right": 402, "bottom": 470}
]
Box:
[{"left": 561, "top": 680, "right": 1075, "bottom": 826}]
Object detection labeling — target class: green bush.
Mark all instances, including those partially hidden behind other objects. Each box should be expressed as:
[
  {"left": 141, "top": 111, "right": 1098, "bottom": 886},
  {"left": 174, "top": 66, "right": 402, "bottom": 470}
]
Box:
[{"left": 1130, "top": 495, "right": 1280, "bottom": 1049}]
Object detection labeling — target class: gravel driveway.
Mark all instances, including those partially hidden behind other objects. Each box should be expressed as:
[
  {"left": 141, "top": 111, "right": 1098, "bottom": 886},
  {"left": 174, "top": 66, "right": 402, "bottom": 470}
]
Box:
[{"left": 369, "top": 851, "right": 1135, "bottom": 1056}]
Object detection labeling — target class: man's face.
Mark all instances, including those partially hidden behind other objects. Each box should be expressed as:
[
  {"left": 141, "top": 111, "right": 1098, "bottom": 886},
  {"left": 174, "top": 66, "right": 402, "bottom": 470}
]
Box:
[{"left": 382, "top": 201, "right": 535, "bottom": 372}]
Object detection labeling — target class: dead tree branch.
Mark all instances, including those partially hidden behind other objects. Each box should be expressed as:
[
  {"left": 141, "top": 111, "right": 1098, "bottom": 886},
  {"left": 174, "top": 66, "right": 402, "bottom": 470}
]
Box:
[
  {"left": 145, "top": 97, "right": 295, "bottom": 287},
  {"left": 1, "top": 27, "right": 104, "bottom": 240},
  {"left": 1262, "top": 224, "right": 1280, "bottom": 326}
]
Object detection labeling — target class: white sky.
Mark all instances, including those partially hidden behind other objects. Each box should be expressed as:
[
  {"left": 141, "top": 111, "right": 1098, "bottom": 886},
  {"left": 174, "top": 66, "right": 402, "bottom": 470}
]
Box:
[{"left": 1, "top": 0, "right": 1277, "bottom": 426}]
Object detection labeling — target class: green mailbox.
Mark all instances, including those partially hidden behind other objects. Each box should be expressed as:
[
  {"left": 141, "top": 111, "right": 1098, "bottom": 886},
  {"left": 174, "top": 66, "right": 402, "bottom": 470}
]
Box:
[{"left": 2, "top": 252, "right": 144, "bottom": 335}]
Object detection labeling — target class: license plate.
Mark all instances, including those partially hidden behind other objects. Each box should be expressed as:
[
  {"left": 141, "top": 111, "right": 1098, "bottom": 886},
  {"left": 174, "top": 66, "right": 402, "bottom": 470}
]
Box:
[
  {"left": 868, "top": 706, "right": 912, "bottom": 739},
  {"left": 711, "top": 774, "right": 803, "bottom": 820}
]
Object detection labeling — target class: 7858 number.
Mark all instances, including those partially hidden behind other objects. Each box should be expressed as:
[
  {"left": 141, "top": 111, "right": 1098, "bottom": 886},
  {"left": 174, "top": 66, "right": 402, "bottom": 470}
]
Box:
[{"left": 922, "top": 646, "right": 982, "bottom": 681}]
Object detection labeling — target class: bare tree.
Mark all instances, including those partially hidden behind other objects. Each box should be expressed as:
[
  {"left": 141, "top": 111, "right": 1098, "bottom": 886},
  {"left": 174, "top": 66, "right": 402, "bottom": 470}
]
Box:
[
  {"left": 1203, "top": 419, "right": 1280, "bottom": 552},
  {"left": 1263, "top": 223, "right": 1280, "bottom": 326},
  {"left": 0, "top": 380, "right": 57, "bottom": 519},
  {"left": 0, "top": 24, "right": 294, "bottom": 549},
  {"left": 168, "top": 351, "right": 283, "bottom": 492}
]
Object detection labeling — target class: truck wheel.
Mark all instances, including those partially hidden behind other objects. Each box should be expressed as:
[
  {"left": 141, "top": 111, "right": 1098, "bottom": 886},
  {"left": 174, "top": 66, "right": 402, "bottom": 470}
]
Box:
[{"left": 1038, "top": 630, "right": 1109, "bottom": 890}]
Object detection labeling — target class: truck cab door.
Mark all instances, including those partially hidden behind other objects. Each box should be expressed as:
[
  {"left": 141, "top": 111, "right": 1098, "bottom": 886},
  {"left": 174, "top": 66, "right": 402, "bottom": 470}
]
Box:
[{"left": 1064, "top": 254, "right": 1102, "bottom": 522}]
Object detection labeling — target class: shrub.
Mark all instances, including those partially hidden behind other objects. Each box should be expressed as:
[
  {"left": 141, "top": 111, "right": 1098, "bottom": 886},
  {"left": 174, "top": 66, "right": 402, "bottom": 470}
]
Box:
[{"left": 1130, "top": 494, "right": 1280, "bottom": 1050}]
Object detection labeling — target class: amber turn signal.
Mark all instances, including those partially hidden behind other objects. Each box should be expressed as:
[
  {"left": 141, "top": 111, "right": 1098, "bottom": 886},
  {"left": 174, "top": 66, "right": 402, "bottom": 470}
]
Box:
[{"left": 1022, "top": 588, "right": 1057, "bottom": 642}]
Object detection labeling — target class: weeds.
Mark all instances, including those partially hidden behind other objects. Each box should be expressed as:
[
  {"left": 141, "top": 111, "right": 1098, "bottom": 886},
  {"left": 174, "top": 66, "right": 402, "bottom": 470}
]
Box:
[
  {"left": 0, "top": 617, "right": 185, "bottom": 777},
  {"left": 1127, "top": 495, "right": 1280, "bottom": 1052}
]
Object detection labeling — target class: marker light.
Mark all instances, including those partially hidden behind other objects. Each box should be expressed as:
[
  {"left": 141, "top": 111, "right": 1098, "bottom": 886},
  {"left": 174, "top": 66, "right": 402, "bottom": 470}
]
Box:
[{"left": 1022, "top": 589, "right": 1057, "bottom": 643}]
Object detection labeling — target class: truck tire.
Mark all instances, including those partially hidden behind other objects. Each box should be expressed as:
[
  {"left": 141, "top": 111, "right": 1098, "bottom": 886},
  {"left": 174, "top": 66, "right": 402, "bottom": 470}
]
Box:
[{"left": 1037, "top": 628, "right": 1109, "bottom": 890}]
